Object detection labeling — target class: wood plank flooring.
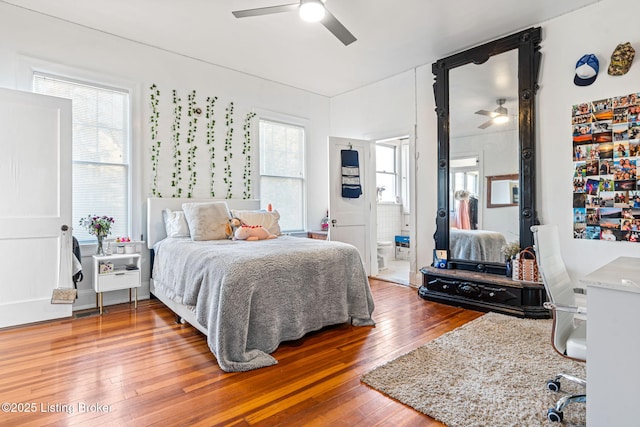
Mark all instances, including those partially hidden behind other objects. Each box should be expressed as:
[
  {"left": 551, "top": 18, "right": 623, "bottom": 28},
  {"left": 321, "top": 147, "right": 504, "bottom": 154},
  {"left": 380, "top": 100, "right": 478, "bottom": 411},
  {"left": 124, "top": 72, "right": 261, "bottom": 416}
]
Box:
[{"left": 0, "top": 279, "right": 482, "bottom": 426}]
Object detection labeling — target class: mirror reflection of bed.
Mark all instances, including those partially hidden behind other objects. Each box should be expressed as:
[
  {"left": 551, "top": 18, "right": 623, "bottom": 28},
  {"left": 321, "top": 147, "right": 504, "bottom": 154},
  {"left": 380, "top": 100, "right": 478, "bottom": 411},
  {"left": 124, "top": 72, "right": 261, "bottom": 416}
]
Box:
[
  {"left": 450, "top": 188, "right": 507, "bottom": 263},
  {"left": 449, "top": 229, "right": 506, "bottom": 263}
]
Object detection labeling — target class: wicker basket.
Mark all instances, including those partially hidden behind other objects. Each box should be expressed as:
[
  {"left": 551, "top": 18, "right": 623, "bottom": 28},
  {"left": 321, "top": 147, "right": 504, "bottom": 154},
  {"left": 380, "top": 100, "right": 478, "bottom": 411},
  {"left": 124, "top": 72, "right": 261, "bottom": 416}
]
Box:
[{"left": 512, "top": 247, "right": 541, "bottom": 283}]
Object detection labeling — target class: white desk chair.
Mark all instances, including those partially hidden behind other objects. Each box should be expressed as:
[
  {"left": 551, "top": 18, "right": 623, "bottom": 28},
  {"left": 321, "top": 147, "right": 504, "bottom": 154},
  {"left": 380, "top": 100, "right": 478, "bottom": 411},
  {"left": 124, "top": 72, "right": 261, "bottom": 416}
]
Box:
[{"left": 531, "top": 225, "right": 586, "bottom": 423}]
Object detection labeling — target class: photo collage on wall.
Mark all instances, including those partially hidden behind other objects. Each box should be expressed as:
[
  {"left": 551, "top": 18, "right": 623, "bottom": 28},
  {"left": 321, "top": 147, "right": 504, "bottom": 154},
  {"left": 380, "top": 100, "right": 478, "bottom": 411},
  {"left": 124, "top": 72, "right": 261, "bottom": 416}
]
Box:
[{"left": 572, "top": 92, "right": 640, "bottom": 241}]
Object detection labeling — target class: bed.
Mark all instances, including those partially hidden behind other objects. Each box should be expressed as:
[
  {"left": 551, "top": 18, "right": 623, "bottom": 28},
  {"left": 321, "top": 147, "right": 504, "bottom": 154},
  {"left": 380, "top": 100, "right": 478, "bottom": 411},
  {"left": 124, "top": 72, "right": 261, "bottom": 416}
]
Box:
[
  {"left": 147, "top": 197, "right": 375, "bottom": 372},
  {"left": 449, "top": 229, "right": 506, "bottom": 263}
]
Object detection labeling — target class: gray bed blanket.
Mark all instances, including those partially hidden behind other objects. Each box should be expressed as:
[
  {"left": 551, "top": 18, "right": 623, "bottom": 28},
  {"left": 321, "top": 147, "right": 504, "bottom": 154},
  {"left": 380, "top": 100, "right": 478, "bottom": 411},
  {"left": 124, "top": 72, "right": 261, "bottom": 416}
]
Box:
[
  {"left": 450, "top": 229, "right": 506, "bottom": 263},
  {"left": 152, "top": 236, "right": 375, "bottom": 372}
]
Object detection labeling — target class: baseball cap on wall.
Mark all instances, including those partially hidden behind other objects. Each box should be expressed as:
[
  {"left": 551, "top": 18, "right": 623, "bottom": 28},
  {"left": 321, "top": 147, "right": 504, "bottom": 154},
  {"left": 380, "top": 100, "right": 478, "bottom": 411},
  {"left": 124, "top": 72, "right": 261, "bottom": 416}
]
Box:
[
  {"left": 574, "top": 54, "right": 600, "bottom": 86},
  {"left": 608, "top": 42, "right": 635, "bottom": 76}
]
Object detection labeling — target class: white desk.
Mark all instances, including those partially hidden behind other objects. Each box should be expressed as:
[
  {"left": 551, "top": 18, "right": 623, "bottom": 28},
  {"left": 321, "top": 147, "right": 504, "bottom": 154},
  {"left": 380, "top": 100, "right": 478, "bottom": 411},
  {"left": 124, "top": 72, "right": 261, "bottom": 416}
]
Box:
[{"left": 580, "top": 256, "right": 640, "bottom": 427}]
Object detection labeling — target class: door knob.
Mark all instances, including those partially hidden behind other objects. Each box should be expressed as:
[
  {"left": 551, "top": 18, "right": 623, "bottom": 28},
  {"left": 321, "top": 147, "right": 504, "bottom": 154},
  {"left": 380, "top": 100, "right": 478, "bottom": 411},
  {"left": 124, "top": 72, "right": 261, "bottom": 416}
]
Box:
[{"left": 61, "top": 225, "right": 69, "bottom": 231}]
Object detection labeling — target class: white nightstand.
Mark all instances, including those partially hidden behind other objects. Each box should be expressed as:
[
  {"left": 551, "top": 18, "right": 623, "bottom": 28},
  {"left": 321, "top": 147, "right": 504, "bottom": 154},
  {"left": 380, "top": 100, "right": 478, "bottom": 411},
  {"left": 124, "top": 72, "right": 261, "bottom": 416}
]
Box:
[{"left": 92, "top": 253, "right": 141, "bottom": 315}]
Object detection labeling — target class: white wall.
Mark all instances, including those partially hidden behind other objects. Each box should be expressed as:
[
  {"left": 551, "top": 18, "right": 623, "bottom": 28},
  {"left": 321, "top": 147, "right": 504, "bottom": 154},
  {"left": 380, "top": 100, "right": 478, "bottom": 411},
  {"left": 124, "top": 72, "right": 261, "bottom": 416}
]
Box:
[
  {"left": 331, "top": 0, "right": 640, "bottom": 286},
  {"left": 0, "top": 3, "right": 330, "bottom": 309},
  {"left": 536, "top": 0, "right": 640, "bottom": 282}
]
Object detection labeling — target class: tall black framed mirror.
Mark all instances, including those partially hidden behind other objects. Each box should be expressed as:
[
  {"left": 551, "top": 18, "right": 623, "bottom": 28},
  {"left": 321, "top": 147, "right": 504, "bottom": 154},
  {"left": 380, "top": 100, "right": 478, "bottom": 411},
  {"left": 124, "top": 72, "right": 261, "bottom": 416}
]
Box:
[{"left": 433, "top": 27, "right": 542, "bottom": 275}]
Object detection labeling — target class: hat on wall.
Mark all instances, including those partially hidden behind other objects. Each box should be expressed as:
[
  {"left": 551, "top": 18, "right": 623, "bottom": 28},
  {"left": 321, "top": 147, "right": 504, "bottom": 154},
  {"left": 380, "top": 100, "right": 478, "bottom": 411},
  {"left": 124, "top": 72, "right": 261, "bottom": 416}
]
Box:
[
  {"left": 608, "top": 42, "right": 635, "bottom": 76},
  {"left": 574, "top": 54, "right": 599, "bottom": 86}
]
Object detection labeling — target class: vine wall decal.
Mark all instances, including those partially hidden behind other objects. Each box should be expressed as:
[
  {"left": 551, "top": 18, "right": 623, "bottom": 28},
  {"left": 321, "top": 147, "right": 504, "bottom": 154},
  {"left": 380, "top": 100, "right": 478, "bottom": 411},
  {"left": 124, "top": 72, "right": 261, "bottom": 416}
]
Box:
[
  {"left": 243, "top": 112, "right": 257, "bottom": 199},
  {"left": 148, "top": 85, "right": 256, "bottom": 200},
  {"left": 149, "top": 83, "right": 162, "bottom": 197},
  {"left": 186, "top": 90, "right": 199, "bottom": 198},
  {"left": 171, "top": 89, "right": 183, "bottom": 198},
  {"left": 206, "top": 95, "right": 218, "bottom": 198},
  {"left": 224, "top": 102, "right": 235, "bottom": 199}
]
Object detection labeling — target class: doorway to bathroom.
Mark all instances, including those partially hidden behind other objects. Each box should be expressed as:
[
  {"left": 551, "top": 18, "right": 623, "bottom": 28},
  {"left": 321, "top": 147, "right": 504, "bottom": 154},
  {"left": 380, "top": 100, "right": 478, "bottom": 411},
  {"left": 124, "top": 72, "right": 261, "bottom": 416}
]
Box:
[{"left": 373, "top": 136, "right": 411, "bottom": 286}]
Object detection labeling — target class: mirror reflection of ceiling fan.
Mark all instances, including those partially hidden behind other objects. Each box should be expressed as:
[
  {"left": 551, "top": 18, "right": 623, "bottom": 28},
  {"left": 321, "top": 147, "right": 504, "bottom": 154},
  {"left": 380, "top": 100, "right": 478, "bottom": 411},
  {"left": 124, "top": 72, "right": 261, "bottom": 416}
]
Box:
[
  {"left": 232, "top": 0, "right": 357, "bottom": 46},
  {"left": 475, "top": 98, "right": 510, "bottom": 129}
]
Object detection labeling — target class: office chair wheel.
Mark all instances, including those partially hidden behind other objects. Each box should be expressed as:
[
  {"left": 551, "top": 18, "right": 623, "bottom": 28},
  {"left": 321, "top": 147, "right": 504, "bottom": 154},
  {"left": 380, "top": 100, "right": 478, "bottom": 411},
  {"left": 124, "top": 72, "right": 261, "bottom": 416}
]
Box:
[
  {"left": 546, "top": 379, "right": 561, "bottom": 392},
  {"left": 547, "top": 408, "right": 563, "bottom": 422}
]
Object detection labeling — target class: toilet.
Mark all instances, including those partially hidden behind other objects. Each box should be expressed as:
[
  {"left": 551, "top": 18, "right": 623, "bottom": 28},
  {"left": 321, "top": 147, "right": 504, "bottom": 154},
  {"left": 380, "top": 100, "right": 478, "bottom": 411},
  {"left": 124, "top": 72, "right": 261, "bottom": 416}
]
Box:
[{"left": 377, "top": 241, "right": 394, "bottom": 270}]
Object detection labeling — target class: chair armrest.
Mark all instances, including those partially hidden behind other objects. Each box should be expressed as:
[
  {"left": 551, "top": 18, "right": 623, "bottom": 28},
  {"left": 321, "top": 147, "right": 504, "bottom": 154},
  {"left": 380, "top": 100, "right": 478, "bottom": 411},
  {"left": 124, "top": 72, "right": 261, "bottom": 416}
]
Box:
[{"left": 543, "top": 302, "right": 587, "bottom": 315}]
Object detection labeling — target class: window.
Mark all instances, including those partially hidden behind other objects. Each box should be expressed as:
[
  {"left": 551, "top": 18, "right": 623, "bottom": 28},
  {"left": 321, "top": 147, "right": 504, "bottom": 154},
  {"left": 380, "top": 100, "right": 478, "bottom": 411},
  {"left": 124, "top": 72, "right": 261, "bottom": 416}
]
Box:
[
  {"left": 259, "top": 119, "right": 305, "bottom": 232},
  {"left": 450, "top": 156, "right": 479, "bottom": 212},
  {"left": 33, "top": 73, "right": 131, "bottom": 242},
  {"left": 376, "top": 143, "right": 398, "bottom": 203}
]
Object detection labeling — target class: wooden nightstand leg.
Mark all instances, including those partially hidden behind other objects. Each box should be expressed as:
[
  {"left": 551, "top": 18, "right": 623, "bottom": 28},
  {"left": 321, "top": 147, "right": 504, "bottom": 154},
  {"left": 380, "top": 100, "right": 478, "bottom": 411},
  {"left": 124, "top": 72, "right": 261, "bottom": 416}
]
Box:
[
  {"left": 129, "top": 288, "right": 132, "bottom": 303},
  {"left": 99, "top": 292, "right": 103, "bottom": 315},
  {"left": 134, "top": 288, "right": 138, "bottom": 310}
]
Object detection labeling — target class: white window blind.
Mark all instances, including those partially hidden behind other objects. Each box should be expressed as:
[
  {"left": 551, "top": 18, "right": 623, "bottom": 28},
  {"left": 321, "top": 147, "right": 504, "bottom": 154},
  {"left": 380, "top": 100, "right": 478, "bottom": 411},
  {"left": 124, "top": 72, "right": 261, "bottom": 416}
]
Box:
[
  {"left": 259, "top": 119, "right": 305, "bottom": 232},
  {"left": 33, "top": 73, "right": 130, "bottom": 242}
]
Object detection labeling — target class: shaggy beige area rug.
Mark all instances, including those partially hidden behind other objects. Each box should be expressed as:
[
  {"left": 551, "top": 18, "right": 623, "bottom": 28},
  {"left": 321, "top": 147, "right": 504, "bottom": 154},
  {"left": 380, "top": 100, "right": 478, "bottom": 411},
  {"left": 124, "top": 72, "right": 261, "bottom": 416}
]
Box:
[{"left": 361, "top": 312, "right": 586, "bottom": 426}]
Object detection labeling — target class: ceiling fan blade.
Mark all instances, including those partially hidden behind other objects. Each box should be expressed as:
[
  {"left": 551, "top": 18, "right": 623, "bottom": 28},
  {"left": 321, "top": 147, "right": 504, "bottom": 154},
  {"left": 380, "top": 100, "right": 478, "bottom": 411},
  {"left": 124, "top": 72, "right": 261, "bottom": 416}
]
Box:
[
  {"left": 232, "top": 3, "right": 298, "bottom": 18},
  {"left": 321, "top": 9, "right": 357, "bottom": 45},
  {"left": 478, "top": 120, "right": 494, "bottom": 129},
  {"left": 474, "top": 109, "right": 498, "bottom": 117}
]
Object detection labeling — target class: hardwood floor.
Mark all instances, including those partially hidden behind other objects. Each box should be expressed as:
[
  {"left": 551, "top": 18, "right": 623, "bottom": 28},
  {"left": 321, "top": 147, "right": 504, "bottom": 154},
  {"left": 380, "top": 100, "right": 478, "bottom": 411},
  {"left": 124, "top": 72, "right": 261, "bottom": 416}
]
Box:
[{"left": 0, "top": 279, "right": 482, "bottom": 426}]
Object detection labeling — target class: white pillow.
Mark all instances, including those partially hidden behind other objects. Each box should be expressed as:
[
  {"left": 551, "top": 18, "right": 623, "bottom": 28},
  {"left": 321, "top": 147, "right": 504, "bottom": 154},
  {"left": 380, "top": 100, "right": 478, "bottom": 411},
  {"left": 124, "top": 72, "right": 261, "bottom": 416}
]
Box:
[
  {"left": 162, "top": 209, "right": 190, "bottom": 238},
  {"left": 232, "top": 209, "right": 282, "bottom": 236},
  {"left": 182, "top": 201, "right": 231, "bottom": 241}
]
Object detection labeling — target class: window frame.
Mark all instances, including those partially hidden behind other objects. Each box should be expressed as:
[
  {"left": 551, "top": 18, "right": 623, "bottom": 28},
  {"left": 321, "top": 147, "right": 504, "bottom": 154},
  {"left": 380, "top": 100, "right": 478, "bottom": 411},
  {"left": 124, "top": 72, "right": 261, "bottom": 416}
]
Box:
[
  {"left": 257, "top": 114, "right": 307, "bottom": 233},
  {"left": 449, "top": 154, "right": 480, "bottom": 214},
  {"left": 28, "top": 64, "right": 138, "bottom": 246},
  {"left": 375, "top": 141, "right": 400, "bottom": 204}
]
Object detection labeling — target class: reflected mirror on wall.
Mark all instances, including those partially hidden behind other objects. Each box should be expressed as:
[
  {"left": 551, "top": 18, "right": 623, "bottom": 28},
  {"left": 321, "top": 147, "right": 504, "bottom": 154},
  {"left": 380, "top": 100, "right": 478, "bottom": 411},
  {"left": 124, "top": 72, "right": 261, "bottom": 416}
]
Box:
[
  {"left": 448, "top": 48, "right": 521, "bottom": 258},
  {"left": 487, "top": 174, "right": 519, "bottom": 208}
]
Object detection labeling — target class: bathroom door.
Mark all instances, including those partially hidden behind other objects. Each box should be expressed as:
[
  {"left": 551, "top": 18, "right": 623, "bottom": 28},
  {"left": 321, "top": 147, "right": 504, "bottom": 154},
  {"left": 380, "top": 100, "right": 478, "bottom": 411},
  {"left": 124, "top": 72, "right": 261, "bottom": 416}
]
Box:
[
  {"left": 328, "top": 136, "right": 377, "bottom": 276},
  {"left": 0, "top": 88, "right": 72, "bottom": 327}
]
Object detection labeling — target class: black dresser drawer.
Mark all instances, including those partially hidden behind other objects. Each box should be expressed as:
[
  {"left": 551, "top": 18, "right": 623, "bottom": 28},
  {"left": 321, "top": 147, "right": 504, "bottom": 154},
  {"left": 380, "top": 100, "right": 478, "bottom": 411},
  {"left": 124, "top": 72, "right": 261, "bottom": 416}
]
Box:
[
  {"left": 426, "top": 276, "right": 522, "bottom": 307},
  {"left": 420, "top": 266, "right": 549, "bottom": 318},
  {"left": 426, "top": 277, "right": 458, "bottom": 294}
]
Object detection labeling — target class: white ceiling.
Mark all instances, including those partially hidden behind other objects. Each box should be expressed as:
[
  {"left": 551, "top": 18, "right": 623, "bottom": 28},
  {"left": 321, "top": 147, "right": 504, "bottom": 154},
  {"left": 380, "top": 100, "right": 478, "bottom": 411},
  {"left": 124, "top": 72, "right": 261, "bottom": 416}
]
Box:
[{"left": 3, "top": 0, "right": 600, "bottom": 97}]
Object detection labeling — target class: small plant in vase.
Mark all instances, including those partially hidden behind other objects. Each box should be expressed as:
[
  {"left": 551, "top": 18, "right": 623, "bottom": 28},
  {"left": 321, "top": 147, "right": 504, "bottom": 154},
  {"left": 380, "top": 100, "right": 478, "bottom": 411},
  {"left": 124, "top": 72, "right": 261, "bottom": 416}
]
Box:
[
  {"left": 501, "top": 241, "right": 521, "bottom": 278},
  {"left": 79, "top": 215, "right": 114, "bottom": 255}
]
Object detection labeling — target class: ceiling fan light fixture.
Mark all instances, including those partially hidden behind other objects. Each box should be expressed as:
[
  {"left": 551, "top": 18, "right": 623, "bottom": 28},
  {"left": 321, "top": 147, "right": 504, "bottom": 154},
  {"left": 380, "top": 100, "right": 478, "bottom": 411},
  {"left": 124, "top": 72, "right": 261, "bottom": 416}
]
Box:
[
  {"left": 299, "top": 0, "right": 325, "bottom": 22},
  {"left": 491, "top": 99, "right": 509, "bottom": 124},
  {"left": 493, "top": 114, "right": 509, "bottom": 124}
]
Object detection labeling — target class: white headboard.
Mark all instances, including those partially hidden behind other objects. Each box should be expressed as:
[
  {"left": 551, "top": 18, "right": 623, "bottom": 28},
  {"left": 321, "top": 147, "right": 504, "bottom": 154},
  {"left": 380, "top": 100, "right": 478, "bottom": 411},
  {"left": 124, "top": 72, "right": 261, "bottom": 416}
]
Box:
[{"left": 146, "top": 197, "right": 261, "bottom": 249}]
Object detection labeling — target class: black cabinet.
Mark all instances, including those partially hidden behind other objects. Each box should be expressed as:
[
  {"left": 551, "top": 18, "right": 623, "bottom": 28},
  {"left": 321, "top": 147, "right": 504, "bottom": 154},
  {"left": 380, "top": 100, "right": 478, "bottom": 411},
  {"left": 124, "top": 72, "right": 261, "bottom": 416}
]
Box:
[{"left": 419, "top": 266, "right": 550, "bottom": 319}]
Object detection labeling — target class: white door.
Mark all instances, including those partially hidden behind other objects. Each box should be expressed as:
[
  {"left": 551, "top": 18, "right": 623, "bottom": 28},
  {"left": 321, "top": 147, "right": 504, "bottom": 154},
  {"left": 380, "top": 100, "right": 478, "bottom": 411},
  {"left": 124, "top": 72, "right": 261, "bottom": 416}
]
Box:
[
  {"left": 328, "top": 136, "right": 376, "bottom": 276},
  {"left": 0, "top": 88, "right": 72, "bottom": 328}
]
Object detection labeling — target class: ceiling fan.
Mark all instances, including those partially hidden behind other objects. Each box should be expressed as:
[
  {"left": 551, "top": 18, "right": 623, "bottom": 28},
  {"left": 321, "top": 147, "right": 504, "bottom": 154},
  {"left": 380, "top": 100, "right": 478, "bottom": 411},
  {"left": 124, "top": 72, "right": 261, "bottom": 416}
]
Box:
[
  {"left": 475, "top": 98, "right": 509, "bottom": 129},
  {"left": 232, "top": 0, "right": 357, "bottom": 46}
]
